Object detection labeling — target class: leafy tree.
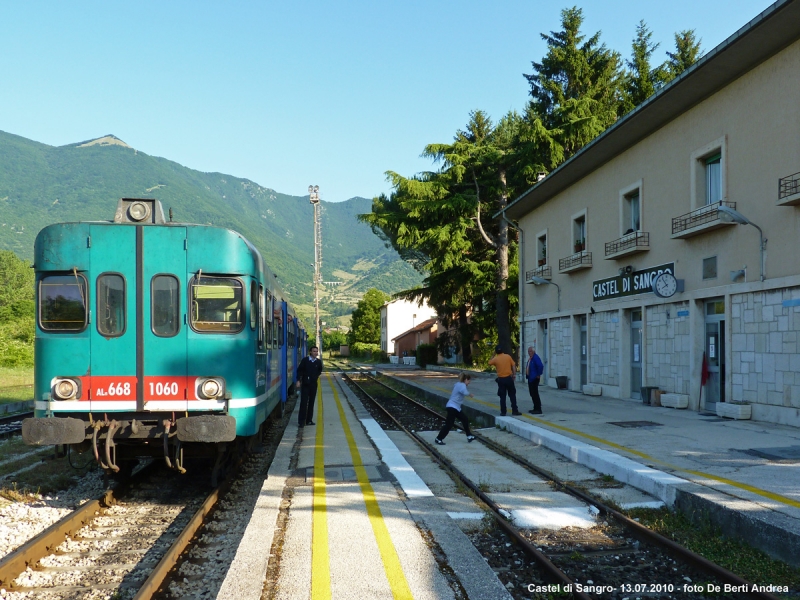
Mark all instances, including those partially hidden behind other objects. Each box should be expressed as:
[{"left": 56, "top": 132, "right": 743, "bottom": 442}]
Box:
[
  {"left": 524, "top": 6, "right": 624, "bottom": 158},
  {"left": 347, "top": 288, "right": 389, "bottom": 346},
  {"left": 664, "top": 30, "right": 703, "bottom": 80},
  {"left": 0, "top": 250, "right": 34, "bottom": 322},
  {"left": 621, "top": 21, "right": 667, "bottom": 114}
]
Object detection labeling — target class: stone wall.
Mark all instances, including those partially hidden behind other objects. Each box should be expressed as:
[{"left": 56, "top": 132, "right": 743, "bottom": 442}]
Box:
[
  {"left": 731, "top": 288, "right": 800, "bottom": 408},
  {"left": 589, "top": 310, "right": 620, "bottom": 386},
  {"left": 645, "top": 301, "right": 691, "bottom": 395},
  {"left": 548, "top": 317, "right": 572, "bottom": 384}
]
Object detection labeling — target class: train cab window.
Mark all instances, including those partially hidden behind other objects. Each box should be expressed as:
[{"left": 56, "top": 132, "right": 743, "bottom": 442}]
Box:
[
  {"left": 97, "top": 273, "right": 126, "bottom": 336},
  {"left": 152, "top": 275, "right": 180, "bottom": 337},
  {"left": 190, "top": 276, "right": 244, "bottom": 333},
  {"left": 39, "top": 274, "right": 88, "bottom": 332},
  {"left": 250, "top": 282, "right": 257, "bottom": 330}
]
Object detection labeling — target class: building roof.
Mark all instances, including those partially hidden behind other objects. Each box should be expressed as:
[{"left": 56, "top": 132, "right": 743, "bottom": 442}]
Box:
[
  {"left": 391, "top": 317, "right": 438, "bottom": 342},
  {"left": 501, "top": 0, "right": 800, "bottom": 220}
]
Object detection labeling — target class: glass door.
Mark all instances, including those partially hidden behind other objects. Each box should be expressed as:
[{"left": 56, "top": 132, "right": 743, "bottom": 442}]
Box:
[
  {"left": 631, "top": 310, "right": 642, "bottom": 399},
  {"left": 580, "top": 316, "right": 588, "bottom": 386},
  {"left": 704, "top": 299, "right": 726, "bottom": 411}
]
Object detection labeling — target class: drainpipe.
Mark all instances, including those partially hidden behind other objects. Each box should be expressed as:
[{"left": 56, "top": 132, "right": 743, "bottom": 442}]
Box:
[{"left": 502, "top": 214, "right": 525, "bottom": 381}]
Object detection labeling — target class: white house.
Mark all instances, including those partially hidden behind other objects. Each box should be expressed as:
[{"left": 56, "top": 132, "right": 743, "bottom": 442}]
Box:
[{"left": 380, "top": 298, "right": 437, "bottom": 355}]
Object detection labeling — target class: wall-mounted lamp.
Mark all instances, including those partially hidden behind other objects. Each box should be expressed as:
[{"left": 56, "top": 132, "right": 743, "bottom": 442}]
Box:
[
  {"left": 717, "top": 205, "right": 766, "bottom": 281},
  {"left": 730, "top": 268, "right": 746, "bottom": 282},
  {"left": 528, "top": 276, "right": 560, "bottom": 312}
]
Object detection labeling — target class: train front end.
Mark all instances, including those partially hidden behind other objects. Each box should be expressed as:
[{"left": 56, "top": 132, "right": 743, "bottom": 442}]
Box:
[{"left": 23, "top": 199, "right": 273, "bottom": 477}]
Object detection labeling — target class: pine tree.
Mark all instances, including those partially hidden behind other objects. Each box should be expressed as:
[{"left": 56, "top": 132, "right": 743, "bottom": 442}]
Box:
[
  {"left": 524, "top": 6, "right": 624, "bottom": 158},
  {"left": 621, "top": 21, "right": 667, "bottom": 115},
  {"left": 664, "top": 30, "right": 703, "bottom": 80}
]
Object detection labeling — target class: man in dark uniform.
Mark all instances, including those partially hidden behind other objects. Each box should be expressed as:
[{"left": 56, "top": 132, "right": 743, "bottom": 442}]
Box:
[{"left": 296, "top": 346, "right": 323, "bottom": 427}]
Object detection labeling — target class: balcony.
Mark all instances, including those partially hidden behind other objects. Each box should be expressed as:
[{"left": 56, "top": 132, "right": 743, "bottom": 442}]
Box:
[
  {"left": 604, "top": 231, "right": 650, "bottom": 260},
  {"left": 671, "top": 201, "right": 737, "bottom": 239},
  {"left": 559, "top": 251, "right": 592, "bottom": 273},
  {"left": 778, "top": 172, "right": 800, "bottom": 206},
  {"left": 525, "top": 265, "right": 552, "bottom": 281}
]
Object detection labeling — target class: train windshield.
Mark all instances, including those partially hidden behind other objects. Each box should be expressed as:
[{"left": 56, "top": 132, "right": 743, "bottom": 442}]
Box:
[
  {"left": 190, "top": 276, "right": 244, "bottom": 333},
  {"left": 39, "top": 274, "right": 88, "bottom": 331}
]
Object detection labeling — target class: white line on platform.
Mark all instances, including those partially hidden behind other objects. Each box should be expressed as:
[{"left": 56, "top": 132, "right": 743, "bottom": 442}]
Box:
[
  {"left": 359, "top": 418, "right": 434, "bottom": 498},
  {"left": 446, "top": 512, "right": 485, "bottom": 520}
]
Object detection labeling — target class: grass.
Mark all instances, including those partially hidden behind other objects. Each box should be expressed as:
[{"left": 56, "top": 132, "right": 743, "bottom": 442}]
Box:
[
  {"left": 0, "top": 365, "right": 34, "bottom": 405},
  {"left": 627, "top": 507, "right": 800, "bottom": 591}
]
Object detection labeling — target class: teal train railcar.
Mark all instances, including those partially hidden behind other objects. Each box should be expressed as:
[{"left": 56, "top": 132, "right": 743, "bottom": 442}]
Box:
[{"left": 22, "top": 198, "right": 306, "bottom": 478}]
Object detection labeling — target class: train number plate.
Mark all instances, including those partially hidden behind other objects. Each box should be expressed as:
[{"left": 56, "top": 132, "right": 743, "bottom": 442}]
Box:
[
  {"left": 88, "top": 376, "right": 137, "bottom": 400},
  {"left": 145, "top": 376, "right": 191, "bottom": 400}
]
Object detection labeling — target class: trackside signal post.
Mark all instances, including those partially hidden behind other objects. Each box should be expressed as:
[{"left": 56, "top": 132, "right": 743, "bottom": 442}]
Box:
[{"left": 308, "top": 185, "right": 322, "bottom": 354}]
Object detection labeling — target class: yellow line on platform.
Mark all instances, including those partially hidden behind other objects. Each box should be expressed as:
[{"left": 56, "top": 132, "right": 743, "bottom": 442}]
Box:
[
  {"left": 425, "top": 379, "right": 800, "bottom": 508},
  {"left": 311, "top": 384, "right": 331, "bottom": 600},
  {"left": 326, "top": 374, "right": 414, "bottom": 600}
]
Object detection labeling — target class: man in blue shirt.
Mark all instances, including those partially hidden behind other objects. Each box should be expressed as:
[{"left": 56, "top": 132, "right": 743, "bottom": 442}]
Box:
[{"left": 526, "top": 346, "right": 544, "bottom": 415}]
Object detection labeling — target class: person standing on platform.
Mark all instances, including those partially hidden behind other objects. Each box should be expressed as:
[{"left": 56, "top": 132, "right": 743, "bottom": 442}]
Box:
[
  {"left": 488, "top": 346, "right": 521, "bottom": 416},
  {"left": 526, "top": 346, "right": 544, "bottom": 415},
  {"left": 434, "top": 372, "right": 476, "bottom": 445},
  {"left": 296, "top": 346, "right": 323, "bottom": 427}
]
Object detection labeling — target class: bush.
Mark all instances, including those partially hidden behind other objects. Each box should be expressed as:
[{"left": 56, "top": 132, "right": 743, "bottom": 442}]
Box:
[
  {"left": 415, "top": 343, "right": 438, "bottom": 368},
  {"left": 351, "top": 342, "right": 381, "bottom": 357}
]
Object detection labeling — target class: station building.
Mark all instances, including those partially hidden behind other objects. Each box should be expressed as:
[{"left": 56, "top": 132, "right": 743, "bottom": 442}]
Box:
[{"left": 504, "top": 0, "right": 800, "bottom": 427}]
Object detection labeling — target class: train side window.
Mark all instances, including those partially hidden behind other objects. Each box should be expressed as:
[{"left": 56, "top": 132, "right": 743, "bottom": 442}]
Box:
[
  {"left": 265, "top": 292, "right": 273, "bottom": 348},
  {"left": 97, "top": 273, "right": 126, "bottom": 337},
  {"left": 190, "top": 276, "right": 244, "bottom": 333},
  {"left": 39, "top": 273, "right": 88, "bottom": 332},
  {"left": 151, "top": 275, "right": 180, "bottom": 337},
  {"left": 250, "top": 281, "right": 257, "bottom": 330}
]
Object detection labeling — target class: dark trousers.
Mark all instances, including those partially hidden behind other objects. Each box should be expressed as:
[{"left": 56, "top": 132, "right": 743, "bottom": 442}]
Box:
[
  {"left": 298, "top": 380, "right": 318, "bottom": 425},
  {"left": 528, "top": 377, "right": 542, "bottom": 411},
  {"left": 496, "top": 376, "right": 518, "bottom": 414},
  {"left": 437, "top": 407, "right": 472, "bottom": 441}
]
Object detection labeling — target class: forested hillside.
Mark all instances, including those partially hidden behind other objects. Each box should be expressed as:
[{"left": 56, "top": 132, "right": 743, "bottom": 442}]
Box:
[{"left": 0, "top": 131, "right": 420, "bottom": 322}]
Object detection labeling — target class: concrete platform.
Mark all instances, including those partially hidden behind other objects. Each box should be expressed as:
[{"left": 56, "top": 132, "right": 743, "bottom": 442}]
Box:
[
  {"left": 383, "top": 368, "right": 800, "bottom": 567},
  {"left": 219, "top": 373, "right": 512, "bottom": 600}
]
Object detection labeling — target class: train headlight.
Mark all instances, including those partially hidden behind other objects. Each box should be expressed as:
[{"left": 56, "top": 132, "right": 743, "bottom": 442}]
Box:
[
  {"left": 52, "top": 377, "right": 80, "bottom": 401},
  {"left": 128, "top": 201, "right": 151, "bottom": 222},
  {"left": 198, "top": 377, "right": 225, "bottom": 399}
]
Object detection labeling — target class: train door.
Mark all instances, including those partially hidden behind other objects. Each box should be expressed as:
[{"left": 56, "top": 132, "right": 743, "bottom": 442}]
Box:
[
  {"left": 255, "top": 284, "right": 266, "bottom": 405},
  {"left": 141, "top": 226, "right": 188, "bottom": 411},
  {"left": 280, "top": 301, "right": 288, "bottom": 403},
  {"left": 88, "top": 224, "right": 138, "bottom": 410}
]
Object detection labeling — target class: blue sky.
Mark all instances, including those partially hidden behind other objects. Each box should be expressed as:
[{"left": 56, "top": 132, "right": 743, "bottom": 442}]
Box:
[{"left": 0, "top": 0, "right": 776, "bottom": 203}]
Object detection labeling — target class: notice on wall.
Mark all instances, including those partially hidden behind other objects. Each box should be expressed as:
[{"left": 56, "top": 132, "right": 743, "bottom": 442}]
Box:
[
  {"left": 709, "top": 341, "right": 716, "bottom": 359},
  {"left": 582, "top": 345, "right": 586, "bottom": 355},
  {"left": 633, "top": 344, "right": 640, "bottom": 362}
]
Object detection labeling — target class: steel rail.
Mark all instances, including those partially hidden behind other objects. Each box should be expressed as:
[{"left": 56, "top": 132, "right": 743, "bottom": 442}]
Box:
[
  {"left": 0, "top": 411, "right": 33, "bottom": 427},
  {"left": 0, "top": 462, "right": 154, "bottom": 588},
  {"left": 341, "top": 372, "right": 591, "bottom": 600},
  {"left": 368, "top": 371, "right": 782, "bottom": 600}
]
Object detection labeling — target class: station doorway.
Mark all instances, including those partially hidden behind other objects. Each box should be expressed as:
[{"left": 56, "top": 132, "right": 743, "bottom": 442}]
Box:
[
  {"left": 580, "top": 316, "right": 588, "bottom": 386},
  {"left": 704, "top": 299, "right": 726, "bottom": 412},
  {"left": 630, "top": 309, "right": 643, "bottom": 400}
]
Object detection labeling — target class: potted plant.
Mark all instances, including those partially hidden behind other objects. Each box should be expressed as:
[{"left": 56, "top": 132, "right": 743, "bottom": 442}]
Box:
[
  {"left": 574, "top": 239, "right": 584, "bottom": 253},
  {"left": 538, "top": 242, "right": 546, "bottom": 266}
]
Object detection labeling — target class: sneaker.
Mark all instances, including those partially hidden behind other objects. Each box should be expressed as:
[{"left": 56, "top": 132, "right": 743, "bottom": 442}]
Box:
[
  {"left": 434, "top": 438, "right": 445, "bottom": 445},
  {"left": 511, "top": 411, "right": 522, "bottom": 416},
  {"left": 531, "top": 409, "right": 543, "bottom": 415},
  {"left": 466, "top": 435, "right": 476, "bottom": 442}
]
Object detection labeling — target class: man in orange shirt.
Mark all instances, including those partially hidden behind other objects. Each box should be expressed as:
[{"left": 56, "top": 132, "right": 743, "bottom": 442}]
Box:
[{"left": 488, "top": 345, "right": 521, "bottom": 416}]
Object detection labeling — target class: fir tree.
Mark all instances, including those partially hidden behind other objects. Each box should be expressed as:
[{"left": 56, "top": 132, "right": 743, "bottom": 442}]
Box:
[{"left": 665, "top": 29, "right": 703, "bottom": 80}]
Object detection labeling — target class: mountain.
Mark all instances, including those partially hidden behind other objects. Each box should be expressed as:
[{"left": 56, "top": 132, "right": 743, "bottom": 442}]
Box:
[{"left": 0, "top": 130, "right": 421, "bottom": 325}]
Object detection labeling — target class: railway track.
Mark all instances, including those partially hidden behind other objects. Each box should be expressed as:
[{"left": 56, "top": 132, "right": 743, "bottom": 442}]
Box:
[
  {"left": 0, "top": 461, "right": 219, "bottom": 600},
  {"left": 0, "top": 411, "right": 33, "bottom": 439},
  {"left": 342, "top": 371, "right": 781, "bottom": 600}
]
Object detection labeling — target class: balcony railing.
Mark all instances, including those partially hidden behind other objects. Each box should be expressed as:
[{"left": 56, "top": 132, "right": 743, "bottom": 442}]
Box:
[
  {"left": 559, "top": 251, "right": 592, "bottom": 273},
  {"left": 605, "top": 231, "right": 649, "bottom": 257},
  {"left": 779, "top": 172, "right": 800, "bottom": 198},
  {"left": 671, "top": 200, "right": 736, "bottom": 236},
  {"left": 525, "top": 265, "right": 552, "bottom": 281}
]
